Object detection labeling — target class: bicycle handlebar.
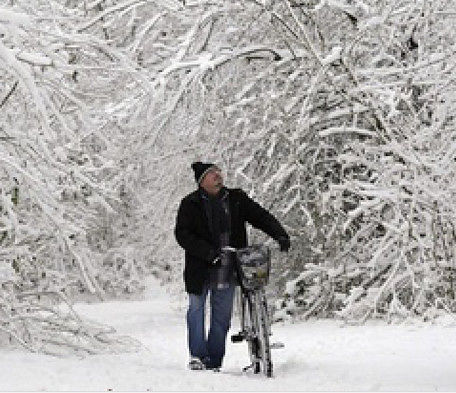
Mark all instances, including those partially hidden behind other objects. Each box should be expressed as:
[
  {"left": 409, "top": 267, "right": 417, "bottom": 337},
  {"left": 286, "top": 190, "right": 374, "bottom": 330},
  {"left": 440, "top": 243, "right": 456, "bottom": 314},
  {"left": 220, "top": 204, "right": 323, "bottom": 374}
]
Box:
[{"left": 221, "top": 246, "right": 237, "bottom": 253}]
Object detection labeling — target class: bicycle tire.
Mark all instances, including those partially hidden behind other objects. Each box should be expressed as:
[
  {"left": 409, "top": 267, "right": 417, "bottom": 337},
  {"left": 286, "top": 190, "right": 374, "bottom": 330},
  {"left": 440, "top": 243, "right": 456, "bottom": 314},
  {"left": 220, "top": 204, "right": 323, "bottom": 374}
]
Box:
[
  {"left": 246, "top": 292, "right": 261, "bottom": 373},
  {"left": 256, "top": 290, "right": 273, "bottom": 377},
  {"left": 247, "top": 293, "right": 261, "bottom": 374}
]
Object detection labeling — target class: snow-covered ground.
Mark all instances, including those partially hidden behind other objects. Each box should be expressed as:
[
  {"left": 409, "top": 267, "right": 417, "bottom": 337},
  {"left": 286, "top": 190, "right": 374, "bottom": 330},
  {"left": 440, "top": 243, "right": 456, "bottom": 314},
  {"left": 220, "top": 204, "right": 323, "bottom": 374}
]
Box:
[{"left": 2, "top": 278, "right": 456, "bottom": 391}]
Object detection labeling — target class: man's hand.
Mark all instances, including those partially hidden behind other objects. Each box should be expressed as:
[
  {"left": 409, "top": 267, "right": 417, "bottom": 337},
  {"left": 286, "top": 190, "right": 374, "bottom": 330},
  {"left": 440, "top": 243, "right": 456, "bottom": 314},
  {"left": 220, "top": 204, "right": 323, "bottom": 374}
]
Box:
[
  {"left": 210, "top": 248, "right": 232, "bottom": 267},
  {"left": 277, "top": 236, "right": 290, "bottom": 253},
  {"left": 208, "top": 248, "right": 221, "bottom": 267},
  {"left": 209, "top": 248, "right": 228, "bottom": 267},
  {"left": 210, "top": 255, "right": 221, "bottom": 267}
]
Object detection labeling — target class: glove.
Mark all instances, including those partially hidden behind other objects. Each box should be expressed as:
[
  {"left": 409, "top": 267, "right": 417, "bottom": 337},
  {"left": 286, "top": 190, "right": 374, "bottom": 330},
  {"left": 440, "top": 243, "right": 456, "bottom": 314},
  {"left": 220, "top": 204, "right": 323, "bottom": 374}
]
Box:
[
  {"left": 210, "top": 255, "right": 221, "bottom": 267},
  {"left": 209, "top": 250, "right": 221, "bottom": 267},
  {"left": 208, "top": 248, "right": 224, "bottom": 267},
  {"left": 277, "top": 236, "right": 290, "bottom": 253},
  {"left": 209, "top": 248, "right": 232, "bottom": 267}
]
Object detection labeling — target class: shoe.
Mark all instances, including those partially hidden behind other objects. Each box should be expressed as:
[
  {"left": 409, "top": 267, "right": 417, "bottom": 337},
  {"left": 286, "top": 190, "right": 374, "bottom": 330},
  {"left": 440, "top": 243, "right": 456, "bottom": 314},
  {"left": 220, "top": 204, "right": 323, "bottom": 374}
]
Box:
[
  {"left": 188, "top": 357, "right": 205, "bottom": 370},
  {"left": 205, "top": 365, "right": 221, "bottom": 372},
  {"left": 204, "top": 362, "right": 221, "bottom": 372}
]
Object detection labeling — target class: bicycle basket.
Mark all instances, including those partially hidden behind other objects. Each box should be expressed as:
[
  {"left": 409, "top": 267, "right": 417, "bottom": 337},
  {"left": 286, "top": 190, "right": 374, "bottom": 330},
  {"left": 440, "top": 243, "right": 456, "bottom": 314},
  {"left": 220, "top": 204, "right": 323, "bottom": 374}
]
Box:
[{"left": 235, "top": 245, "right": 271, "bottom": 290}]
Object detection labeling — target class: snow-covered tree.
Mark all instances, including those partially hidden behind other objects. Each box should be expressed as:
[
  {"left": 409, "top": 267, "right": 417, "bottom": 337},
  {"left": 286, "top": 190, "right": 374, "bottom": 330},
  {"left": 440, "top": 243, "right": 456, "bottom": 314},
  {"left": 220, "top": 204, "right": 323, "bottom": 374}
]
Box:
[
  {"left": 119, "top": 0, "right": 456, "bottom": 322},
  {"left": 0, "top": 0, "right": 148, "bottom": 351}
]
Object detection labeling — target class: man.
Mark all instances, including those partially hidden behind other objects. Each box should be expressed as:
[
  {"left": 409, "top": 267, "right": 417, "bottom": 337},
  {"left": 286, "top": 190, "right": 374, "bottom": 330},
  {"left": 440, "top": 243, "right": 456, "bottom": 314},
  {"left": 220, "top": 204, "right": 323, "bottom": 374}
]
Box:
[{"left": 174, "top": 161, "right": 290, "bottom": 371}]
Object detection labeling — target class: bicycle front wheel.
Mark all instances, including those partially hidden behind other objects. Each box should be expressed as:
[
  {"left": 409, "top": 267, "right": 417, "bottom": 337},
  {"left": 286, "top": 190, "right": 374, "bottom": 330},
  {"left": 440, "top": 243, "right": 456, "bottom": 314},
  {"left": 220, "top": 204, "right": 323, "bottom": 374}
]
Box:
[
  {"left": 255, "top": 289, "right": 273, "bottom": 377},
  {"left": 244, "top": 291, "right": 261, "bottom": 373}
]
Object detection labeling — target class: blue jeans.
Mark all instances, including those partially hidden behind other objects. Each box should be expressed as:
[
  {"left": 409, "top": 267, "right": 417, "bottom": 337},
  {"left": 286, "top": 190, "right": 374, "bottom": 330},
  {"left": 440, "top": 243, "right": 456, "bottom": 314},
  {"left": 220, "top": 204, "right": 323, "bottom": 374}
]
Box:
[{"left": 187, "top": 284, "right": 235, "bottom": 368}]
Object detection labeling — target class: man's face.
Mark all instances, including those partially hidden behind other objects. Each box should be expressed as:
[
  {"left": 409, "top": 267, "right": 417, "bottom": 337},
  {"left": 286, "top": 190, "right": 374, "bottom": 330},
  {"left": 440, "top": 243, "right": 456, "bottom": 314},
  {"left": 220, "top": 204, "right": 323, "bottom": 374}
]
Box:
[{"left": 200, "top": 167, "right": 223, "bottom": 195}]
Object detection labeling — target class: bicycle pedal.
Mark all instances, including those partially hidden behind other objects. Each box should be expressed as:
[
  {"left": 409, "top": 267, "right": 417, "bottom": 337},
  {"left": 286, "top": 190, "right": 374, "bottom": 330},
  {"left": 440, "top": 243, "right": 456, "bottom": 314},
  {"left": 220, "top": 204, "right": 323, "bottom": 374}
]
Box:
[
  {"left": 231, "top": 333, "right": 245, "bottom": 343},
  {"left": 270, "top": 342, "right": 285, "bottom": 349},
  {"left": 242, "top": 362, "right": 257, "bottom": 372}
]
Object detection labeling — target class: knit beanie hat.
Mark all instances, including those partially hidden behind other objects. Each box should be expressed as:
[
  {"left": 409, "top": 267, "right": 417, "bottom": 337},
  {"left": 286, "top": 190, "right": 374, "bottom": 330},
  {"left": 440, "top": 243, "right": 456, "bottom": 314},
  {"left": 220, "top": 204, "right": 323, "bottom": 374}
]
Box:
[{"left": 191, "top": 161, "right": 218, "bottom": 184}]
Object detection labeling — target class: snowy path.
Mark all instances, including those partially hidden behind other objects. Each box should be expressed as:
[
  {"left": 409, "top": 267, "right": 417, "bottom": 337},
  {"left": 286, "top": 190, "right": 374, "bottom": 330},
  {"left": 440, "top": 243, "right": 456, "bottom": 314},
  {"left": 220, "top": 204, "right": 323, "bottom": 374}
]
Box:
[{"left": 2, "top": 279, "right": 456, "bottom": 391}]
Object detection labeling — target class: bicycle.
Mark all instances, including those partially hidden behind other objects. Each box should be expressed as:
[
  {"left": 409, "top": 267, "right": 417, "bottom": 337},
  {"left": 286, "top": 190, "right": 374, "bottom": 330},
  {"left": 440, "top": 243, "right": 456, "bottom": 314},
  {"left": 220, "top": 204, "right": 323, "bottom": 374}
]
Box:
[{"left": 223, "top": 244, "right": 282, "bottom": 378}]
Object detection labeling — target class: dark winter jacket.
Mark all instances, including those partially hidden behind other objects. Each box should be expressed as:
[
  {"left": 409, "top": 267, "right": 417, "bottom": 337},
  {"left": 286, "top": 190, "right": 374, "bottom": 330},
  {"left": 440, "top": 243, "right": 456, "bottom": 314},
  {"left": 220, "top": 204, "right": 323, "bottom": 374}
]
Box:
[{"left": 174, "top": 187, "right": 289, "bottom": 295}]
